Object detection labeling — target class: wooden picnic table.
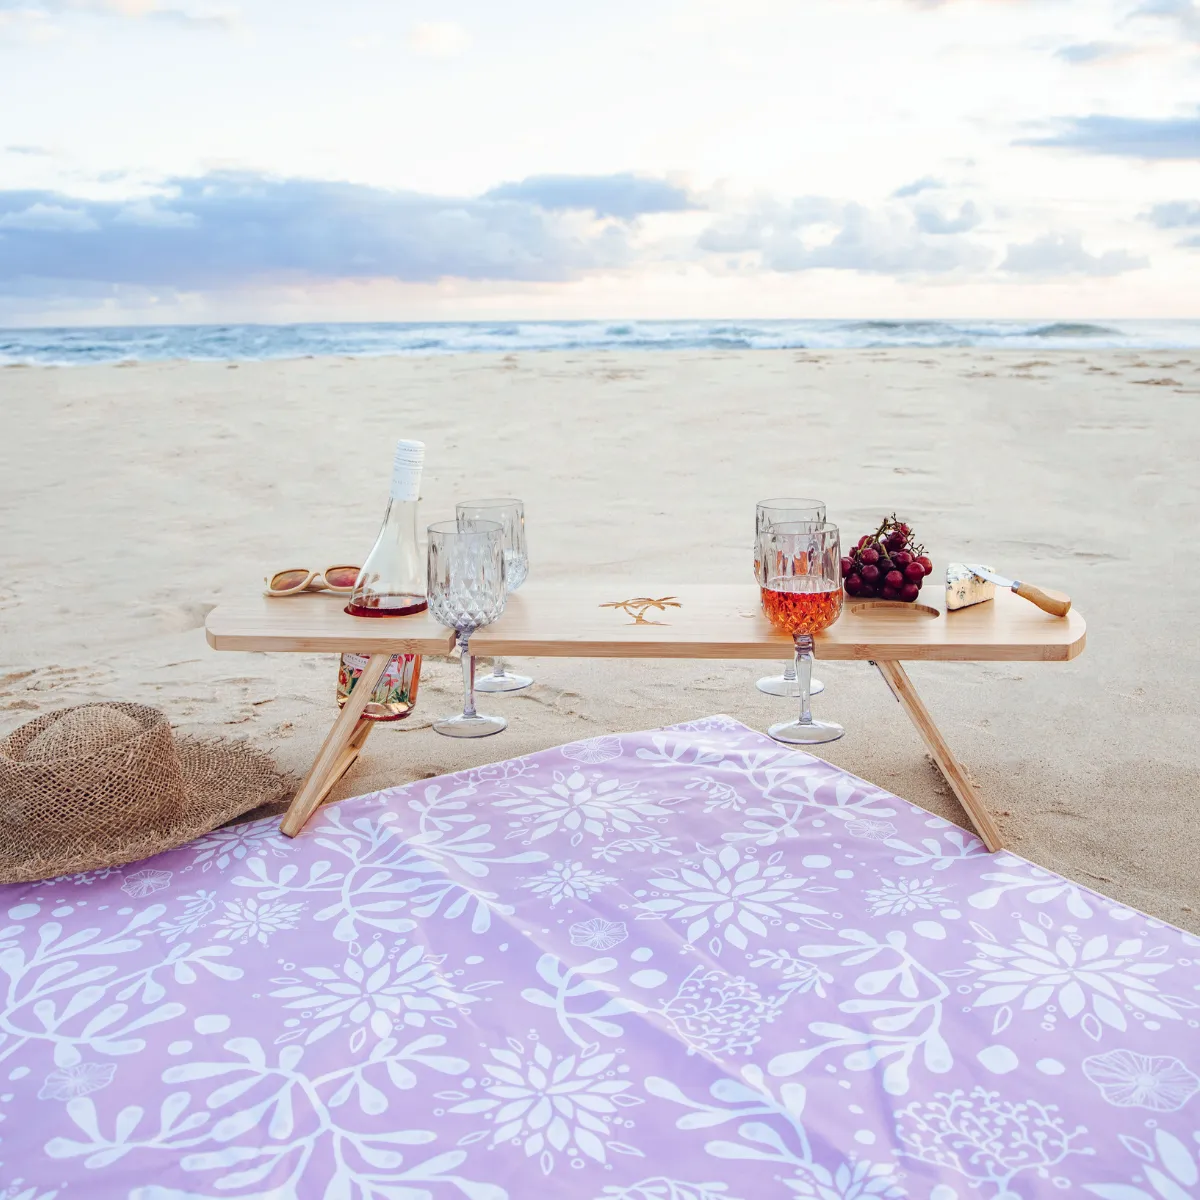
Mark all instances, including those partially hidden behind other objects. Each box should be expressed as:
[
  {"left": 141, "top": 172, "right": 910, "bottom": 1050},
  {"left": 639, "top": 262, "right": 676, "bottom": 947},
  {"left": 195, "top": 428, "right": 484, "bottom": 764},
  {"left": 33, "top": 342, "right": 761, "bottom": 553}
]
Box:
[{"left": 205, "top": 583, "right": 1086, "bottom": 850}]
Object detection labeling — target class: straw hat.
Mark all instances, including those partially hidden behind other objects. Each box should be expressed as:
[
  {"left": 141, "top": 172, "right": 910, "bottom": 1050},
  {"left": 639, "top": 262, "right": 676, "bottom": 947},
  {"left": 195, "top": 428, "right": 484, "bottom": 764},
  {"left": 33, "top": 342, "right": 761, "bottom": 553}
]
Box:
[{"left": 0, "top": 703, "right": 290, "bottom": 884}]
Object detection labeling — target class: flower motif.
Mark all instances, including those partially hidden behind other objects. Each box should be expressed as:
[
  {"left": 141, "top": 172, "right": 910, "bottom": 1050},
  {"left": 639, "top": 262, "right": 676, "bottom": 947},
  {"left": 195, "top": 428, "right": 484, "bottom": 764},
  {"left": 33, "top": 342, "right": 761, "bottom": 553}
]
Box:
[
  {"left": 211, "top": 897, "right": 304, "bottom": 945},
  {"left": 569, "top": 917, "right": 628, "bottom": 950},
  {"left": 1082, "top": 1049, "right": 1200, "bottom": 1111},
  {"left": 497, "top": 770, "right": 671, "bottom": 845},
  {"left": 684, "top": 777, "right": 745, "bottom": 813},
  {"left": 637, "top": 844, "right": 825, "bottom": 951},
  {"left": 524, "top": 861, "right": 617, "bottom": 907},
  {"left": 38, "top": 1062, "right": 116, "bottom": 1101},
  {"left": 660, "top": 966, "right": 785, "bottom": 1056},
  {"left": 968, "top": 920, "right": 1183, "bottom": 1034},
  {"left": 270, "top": 941, "right": 475, "bottom": 1047},
  {"left": 866, "top": 877, "right": 945, "bottom": 916},
  {"left": 448, "top": 1039, "right": 639, "bottom": 1172},
  {"left": 190, "top": 821, "right": 283, "bottom": 871},
  {"left": 846, "top": 819, "right": 898, "bottom": 841},
  {"left": 121, "top": 869, "right": 172, "bottom": 898},
  {"left": 561, "top": 736, "right": 623, "bottom": 764}
]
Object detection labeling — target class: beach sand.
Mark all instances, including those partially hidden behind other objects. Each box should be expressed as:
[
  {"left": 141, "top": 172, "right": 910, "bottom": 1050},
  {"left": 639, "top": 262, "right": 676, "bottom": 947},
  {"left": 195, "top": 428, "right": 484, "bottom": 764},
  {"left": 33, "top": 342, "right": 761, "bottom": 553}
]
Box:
[{"left": 2, "top": 349, "right": 1198, "bottom": 928}]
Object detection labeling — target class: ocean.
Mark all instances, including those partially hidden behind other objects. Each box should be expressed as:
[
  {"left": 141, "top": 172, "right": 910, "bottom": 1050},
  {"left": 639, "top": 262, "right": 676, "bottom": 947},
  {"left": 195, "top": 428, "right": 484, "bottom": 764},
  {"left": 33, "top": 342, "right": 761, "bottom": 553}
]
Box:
[{"left": 3, "top": 318, "right": 1200, "bottom": 366}]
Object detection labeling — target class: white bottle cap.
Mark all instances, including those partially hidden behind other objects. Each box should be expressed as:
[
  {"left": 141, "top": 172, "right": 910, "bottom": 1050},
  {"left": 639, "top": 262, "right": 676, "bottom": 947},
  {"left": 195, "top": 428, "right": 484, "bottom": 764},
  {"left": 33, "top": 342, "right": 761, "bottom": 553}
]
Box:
[{"left": 390, "top": 439, "right": 425, "bottom": 502}]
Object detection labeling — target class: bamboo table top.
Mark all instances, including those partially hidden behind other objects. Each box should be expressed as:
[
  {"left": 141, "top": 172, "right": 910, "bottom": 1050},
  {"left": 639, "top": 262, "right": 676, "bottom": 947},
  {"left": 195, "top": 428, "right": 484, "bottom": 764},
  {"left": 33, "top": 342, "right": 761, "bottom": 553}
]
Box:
[{"left": 206, "top": 584, "right": 1086, "bottom": 663}]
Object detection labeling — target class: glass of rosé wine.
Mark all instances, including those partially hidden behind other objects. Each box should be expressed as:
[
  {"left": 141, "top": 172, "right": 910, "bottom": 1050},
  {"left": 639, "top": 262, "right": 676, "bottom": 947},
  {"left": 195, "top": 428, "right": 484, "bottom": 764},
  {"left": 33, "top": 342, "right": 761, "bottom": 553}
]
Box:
[
  {"left": 756, "top": 520, "right": 844, "bottom": 745},
  {"left": 754, "top": 498, "right": 826, "bottom": 699}
]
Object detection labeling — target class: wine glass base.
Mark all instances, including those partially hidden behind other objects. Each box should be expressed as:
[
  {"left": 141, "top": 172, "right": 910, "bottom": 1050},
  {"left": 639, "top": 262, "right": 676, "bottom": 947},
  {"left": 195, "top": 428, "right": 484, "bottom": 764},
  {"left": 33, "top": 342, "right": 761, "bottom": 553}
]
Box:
[
  {"left": 756, "top": 674, "right": 824, "bottom": 697},
  {"left": 433, "top": 713, "right": 508, "bottom": 738},
  {"left": 767, "top": 717, "right": 844, "bottom": 745},
  {"left": 474, "top": 671, "right": 533, "bottom": 693}
]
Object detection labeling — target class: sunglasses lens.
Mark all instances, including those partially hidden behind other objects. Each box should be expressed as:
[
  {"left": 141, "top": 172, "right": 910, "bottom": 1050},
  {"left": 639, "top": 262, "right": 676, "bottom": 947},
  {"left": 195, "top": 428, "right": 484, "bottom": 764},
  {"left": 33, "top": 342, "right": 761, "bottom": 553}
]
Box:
[
  {"left": 270, "top": 570, "right": 311, "bottom": 592},
  {"left": 324, "top": 566, "right": 361, "bottom": 589}
]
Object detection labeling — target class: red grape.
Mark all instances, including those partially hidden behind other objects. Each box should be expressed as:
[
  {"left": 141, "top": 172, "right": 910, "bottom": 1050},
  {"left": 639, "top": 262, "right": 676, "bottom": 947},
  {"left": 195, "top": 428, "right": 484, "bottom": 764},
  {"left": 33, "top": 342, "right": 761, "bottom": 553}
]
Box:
[
  {"left": 841, "top": 556, "right": 855, "bottom": 576},
  {"left": 904, "top": 561, "right": 925, "bottom": 582},
  {"left": 885, "top": 569, "right": 904, "bottom": 589},
  {"left": 858, "top": 583, "right": 877, "bottom": 598},
  {"left": 893, "top": 550, "right": 912, "bottom": 569},
  {"left": 860, "top": 547, "right": 880, "bottom": 565},
  {"left": 916, "top": 555, "right": 933, "bottom": 575},
  {"left": 880, "top": 584, "right": 901, "bottom": 601},
  {"left": 901, "top": 582, "right": 919, "bottom": 602},
  {"left": 877, "top": 557, "right": 894, "bottom": 577},
  {"left": 886, "top": 532, "right": 906, "bottom": 552},
  {"left": 844, "top": 574, "right": 862, "bottom": 595},
  {"left": 860, "top": 564, "right": 881, "bottom": 584},
  {"left": 858, "top": 535, "right": 870, "bottom": 548}
]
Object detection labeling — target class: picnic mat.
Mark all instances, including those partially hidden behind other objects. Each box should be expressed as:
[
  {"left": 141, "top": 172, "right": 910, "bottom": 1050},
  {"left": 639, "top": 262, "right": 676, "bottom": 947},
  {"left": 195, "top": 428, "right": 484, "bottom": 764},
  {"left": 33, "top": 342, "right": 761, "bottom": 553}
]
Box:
[{"left": 1, "top": 715, "right": 1198, "bottom": 1200}]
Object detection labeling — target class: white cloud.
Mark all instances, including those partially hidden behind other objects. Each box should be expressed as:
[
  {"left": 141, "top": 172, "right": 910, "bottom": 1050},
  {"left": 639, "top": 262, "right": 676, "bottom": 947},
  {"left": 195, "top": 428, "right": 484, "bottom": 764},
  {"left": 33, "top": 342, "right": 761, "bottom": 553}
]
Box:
[
  {"left": 1001, "top": 231, "right": 1147, "bottom": 276},
  {"left": 407, "top": 20, "right": 467, "bottom": 58}
]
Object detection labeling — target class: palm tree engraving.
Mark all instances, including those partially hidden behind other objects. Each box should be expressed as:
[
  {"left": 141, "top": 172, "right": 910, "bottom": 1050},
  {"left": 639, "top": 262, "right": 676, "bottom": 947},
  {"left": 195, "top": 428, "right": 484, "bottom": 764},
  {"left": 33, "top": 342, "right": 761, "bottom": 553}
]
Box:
[{"left": 600, "top": 596, "right": 682, "bottom": 626}]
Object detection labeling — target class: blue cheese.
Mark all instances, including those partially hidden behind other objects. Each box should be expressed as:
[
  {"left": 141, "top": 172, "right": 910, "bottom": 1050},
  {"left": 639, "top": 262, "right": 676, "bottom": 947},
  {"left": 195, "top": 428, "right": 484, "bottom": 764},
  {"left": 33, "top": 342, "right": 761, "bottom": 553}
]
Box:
[{"left": 946, "top": 563, "right": 996, "bottom": 610}]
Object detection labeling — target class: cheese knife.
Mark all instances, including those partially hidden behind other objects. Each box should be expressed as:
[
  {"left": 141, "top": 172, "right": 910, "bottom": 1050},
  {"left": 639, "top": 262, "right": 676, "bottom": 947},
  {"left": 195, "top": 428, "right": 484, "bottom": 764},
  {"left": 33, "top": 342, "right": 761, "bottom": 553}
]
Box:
[{"left": 966, "top": 565, "right": 1072, "bottom": 617}]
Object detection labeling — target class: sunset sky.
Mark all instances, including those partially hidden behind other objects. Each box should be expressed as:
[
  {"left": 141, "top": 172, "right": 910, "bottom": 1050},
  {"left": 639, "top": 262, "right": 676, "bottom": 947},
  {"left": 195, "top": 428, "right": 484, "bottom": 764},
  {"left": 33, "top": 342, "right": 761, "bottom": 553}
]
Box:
[{"left": 0, "top": 0, "right": 1197, "bottom": 324}]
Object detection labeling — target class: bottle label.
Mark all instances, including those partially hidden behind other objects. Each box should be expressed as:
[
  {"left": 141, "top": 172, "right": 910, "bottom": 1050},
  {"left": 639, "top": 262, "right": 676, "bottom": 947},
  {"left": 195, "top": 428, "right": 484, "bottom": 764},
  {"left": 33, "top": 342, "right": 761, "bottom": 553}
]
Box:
[{"left": 390, "top": 440, "right": 425, "bottom": 502}]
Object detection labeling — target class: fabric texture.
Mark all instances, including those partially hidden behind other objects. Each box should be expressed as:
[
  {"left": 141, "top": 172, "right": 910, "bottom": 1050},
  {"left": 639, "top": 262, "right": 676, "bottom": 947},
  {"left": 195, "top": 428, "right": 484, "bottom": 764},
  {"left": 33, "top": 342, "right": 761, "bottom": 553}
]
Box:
[
  {"left": 0, "top": 715, "right": 1196, "bottom": 1199},
  {"left": 0, "top": 703, "right": 289, "bottom": 883}
]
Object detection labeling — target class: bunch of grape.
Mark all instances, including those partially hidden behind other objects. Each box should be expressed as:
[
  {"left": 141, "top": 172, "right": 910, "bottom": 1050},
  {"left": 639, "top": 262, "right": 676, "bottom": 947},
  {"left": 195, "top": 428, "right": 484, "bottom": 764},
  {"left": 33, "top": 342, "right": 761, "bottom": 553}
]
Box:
[{"left": 842, "top": 515, "right": 932, "bottom": 602}]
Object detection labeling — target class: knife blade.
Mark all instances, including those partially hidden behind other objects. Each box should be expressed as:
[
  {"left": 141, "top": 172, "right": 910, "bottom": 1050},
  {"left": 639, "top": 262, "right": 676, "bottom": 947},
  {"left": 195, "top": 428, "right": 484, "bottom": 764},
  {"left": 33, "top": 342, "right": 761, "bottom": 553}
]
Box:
[{"left": 965, "top": 565, "right": 1072, "bottom": 617}]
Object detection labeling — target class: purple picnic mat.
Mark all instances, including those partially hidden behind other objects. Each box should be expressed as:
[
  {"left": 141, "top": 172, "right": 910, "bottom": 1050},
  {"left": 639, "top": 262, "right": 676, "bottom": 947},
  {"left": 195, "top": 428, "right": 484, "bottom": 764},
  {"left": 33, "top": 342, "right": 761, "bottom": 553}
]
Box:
[{"left": 1, "top": 715, "right": 1198, "bottom": 1200}]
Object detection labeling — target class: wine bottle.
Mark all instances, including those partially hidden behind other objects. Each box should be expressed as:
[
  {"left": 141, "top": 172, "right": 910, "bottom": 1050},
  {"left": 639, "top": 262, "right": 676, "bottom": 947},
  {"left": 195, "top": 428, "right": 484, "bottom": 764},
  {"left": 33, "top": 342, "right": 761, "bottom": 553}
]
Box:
[{"left": 335, "top": 439, "right": 427, "bottom": 721}]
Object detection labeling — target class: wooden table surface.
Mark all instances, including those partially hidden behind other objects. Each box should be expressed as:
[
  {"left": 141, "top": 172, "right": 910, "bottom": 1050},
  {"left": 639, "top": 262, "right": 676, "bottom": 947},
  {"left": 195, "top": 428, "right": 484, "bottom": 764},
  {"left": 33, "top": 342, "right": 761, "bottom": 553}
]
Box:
[{"left": 206, "top": 583, "right": 1085, "bottom": 663}]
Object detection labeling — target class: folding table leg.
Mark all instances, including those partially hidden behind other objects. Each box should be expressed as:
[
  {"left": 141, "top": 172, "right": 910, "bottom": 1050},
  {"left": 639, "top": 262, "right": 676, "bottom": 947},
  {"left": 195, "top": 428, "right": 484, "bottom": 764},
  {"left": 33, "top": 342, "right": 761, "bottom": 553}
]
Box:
[
  {"left": 873, "top": 660, "right": 1004, "bottom": 852},
  {"left": 280, "top": 653, "right": 391, "bottom": 838}
]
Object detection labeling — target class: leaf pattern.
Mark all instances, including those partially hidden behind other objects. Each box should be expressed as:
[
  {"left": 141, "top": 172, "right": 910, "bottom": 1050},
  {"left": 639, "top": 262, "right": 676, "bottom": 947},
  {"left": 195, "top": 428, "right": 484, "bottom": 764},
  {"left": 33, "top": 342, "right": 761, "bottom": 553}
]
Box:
[{"left": 0, "top": 715, "right": 1196, "bottom": 1198}]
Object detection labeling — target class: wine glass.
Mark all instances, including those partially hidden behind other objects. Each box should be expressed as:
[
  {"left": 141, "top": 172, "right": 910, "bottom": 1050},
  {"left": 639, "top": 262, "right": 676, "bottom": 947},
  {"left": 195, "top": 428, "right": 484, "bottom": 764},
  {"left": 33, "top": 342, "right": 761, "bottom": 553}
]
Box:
[
  {"left": 427, "top": 519, "right": 508, "bottom": 738},
  {"left": 456, "top": 499, "right": 531, "bottom": 693},
  {"left": 756, "top": 520, "right": 844, "bottom": 744},
  {"left": 755, "top": 498, "right": 826, "bottom": 698}
]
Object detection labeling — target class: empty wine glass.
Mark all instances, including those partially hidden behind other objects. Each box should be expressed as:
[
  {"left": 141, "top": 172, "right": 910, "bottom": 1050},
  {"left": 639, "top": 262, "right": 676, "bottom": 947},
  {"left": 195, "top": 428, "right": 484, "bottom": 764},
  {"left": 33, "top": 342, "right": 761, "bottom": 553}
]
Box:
[
  {"left": 456, "top": 498, "right": 531, "bottom": 693},
  {"left": 755, "top": 498, "right": 826, "bottom": 698},
  {"left": 756, "top": 520, "right": 844, "bottom": 744},
  {"left": 427, "top": 519, "right": 508, "bottom": 738}
]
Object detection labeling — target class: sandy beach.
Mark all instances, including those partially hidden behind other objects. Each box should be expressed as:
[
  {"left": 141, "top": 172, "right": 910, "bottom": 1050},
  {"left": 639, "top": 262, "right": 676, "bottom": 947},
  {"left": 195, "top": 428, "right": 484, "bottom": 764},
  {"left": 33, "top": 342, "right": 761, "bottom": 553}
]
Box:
[{"left": 2, "top": 348, "right": 1198, "bottom": 929}]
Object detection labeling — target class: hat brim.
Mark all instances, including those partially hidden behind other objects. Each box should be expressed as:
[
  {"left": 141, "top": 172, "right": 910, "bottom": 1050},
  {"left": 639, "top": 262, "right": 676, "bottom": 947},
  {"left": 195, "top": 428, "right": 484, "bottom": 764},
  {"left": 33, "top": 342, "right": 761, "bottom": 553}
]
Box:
[{"left": 0, "top": 737, "right": 292, "bottom": 885}]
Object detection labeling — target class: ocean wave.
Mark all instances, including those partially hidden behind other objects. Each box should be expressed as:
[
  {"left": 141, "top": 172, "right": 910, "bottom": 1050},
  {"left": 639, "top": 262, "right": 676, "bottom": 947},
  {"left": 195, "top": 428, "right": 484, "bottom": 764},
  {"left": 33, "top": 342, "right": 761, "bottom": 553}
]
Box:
[{"left": 1, "top": 318, "right": 1197, "bottom": 365}]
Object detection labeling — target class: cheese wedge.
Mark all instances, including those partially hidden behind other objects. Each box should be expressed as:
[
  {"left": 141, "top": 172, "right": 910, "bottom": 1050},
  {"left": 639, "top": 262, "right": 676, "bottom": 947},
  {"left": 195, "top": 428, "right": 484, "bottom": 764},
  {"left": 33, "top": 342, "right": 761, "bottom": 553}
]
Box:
[{"left": 946, "top": 563, "right": 996, "bottom": 610}]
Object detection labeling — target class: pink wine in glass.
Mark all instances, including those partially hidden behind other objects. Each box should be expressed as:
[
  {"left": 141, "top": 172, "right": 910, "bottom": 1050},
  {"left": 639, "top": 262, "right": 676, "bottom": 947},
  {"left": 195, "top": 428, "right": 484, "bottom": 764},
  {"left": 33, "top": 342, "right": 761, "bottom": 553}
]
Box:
[{"left": 760, "top": 576, "right": 843, "bottom": 637}]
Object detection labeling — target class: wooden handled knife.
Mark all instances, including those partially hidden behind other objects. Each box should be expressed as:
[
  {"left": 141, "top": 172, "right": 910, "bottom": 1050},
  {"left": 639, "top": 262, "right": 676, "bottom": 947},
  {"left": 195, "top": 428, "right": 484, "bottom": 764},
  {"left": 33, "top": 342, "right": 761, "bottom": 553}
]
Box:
[{"left": 967, "top": 565, "right": 1072, "bottom": 617}]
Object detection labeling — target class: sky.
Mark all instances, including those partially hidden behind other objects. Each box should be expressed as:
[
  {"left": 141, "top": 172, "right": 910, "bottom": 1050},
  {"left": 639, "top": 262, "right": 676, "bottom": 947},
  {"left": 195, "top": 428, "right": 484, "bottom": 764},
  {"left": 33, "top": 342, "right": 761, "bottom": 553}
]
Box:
[{"left": 0, "top": 0, "right": 1197, "bottom": 324}]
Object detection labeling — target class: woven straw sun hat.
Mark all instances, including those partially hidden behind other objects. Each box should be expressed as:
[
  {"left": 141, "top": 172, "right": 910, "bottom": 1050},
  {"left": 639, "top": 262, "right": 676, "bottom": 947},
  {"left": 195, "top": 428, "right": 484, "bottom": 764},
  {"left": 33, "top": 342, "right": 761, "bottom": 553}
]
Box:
[{"left": 0, "top": 702, "right": 289, "bottom": 884}]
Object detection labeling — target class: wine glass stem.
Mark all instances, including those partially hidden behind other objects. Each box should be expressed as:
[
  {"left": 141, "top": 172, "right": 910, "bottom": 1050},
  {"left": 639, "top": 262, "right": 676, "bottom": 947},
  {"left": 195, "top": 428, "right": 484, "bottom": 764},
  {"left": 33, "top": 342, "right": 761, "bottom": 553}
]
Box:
[
  {"left": 458, "top": 631, "right": 477, "bottom": 719},
  {"left": 491, "top": 658, "right": 506, "bottom": 679},
  {"left": 793, "top": 634, "right": 814, "bottom": 726}
]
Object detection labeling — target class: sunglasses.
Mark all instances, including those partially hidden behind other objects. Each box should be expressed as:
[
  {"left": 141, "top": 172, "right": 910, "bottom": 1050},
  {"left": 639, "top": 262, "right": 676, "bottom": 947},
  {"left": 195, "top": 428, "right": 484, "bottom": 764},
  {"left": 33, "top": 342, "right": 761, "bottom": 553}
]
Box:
[{"left": 264, "top": 565, "right": 361, "bottom": 597}]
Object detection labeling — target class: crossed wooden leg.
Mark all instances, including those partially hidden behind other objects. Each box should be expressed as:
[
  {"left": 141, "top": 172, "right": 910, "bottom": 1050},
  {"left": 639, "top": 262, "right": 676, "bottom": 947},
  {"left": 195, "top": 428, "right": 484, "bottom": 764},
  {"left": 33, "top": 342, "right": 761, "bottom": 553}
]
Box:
[
  {"left": 280, "top": 653, "right": 390, "bottom": 838},
  {"left": 873, "top": 660, "right": 1003, "bottom": 852}
]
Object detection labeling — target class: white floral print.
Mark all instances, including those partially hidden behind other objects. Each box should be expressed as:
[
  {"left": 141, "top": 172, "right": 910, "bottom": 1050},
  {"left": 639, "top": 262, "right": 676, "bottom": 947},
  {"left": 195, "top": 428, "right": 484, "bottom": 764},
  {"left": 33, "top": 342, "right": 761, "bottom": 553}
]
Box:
[
  {"left": 866, "top": 877, "right": 945, "bottom": 916},
  {"left": 121, "top": 869, "right": 172, "bottom": 898},
  {"left": 637, "top": 844, "right": 826, "bottom": 950},
  {"left": 524, "top": 861, "right": 618, "bottom": 906},
  {"left": 38, "top": 1063, "right": 116, "bottom": 1101},
  {"left": 449, "top": 1039, "right": 639, "bottom": 1173},
  {"left": 190, "top": 821, "right": 283, "bottom": 871},
  {"left": 569, "top": 918, "right": 628, "bottom": 950},
  {"left": 561, "top": 736, "right": 624, "bottom": 764},
  {"left": 211, "top": 897, "right": 304, "bottom": 945},
  {"left": 270, "top": 941, "right": 476, "bottom": 1048},
  {"left": 497, "top": 770, "right": 671, "bottom": 845},
  {"left": 1082, "top": 1049, "right": 1200, "bottom": 1111},
  {"left": 845, "top": 819, "right": 898, "bottom": 841}
]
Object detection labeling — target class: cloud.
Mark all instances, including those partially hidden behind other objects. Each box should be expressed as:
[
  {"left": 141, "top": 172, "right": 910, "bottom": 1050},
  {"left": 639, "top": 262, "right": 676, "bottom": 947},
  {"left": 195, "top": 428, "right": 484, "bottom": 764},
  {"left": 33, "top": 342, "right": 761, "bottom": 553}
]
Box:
[
  {"left": 1054, "top": 41, "right": 1135, "bottom": 65},
  {"left": 913, "top": 200, "right": 982, "bottom": 234},
  {"left": 407, "top": 21, "right": 467, "bottom": 57},
  {"left": 0, "top": 0, "right": 234, "bottom": 29},
  {"left": 0, "top": 172, "right": 641, "bottom": 292},
  {"left": 1000, "top": 231, "right": 1147, "bottom": 276},
  {"left": 1018, "top": 111, "right": 1200, "bottom": 159},
  {"left": 1133, "top": 0, "right": 1200, "bottom": 42},
  {"left": 483, "top": 173, "right": 698, "bottom": 219},
  {"left": 1145, "top": 200, "right": 1200, "bottom": 227},
  {"left": 891, "top": 176, "right": 943, "bottom": 199},
  {"left": 697, "top": 196, "right": 990, "bottom": 274}
]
